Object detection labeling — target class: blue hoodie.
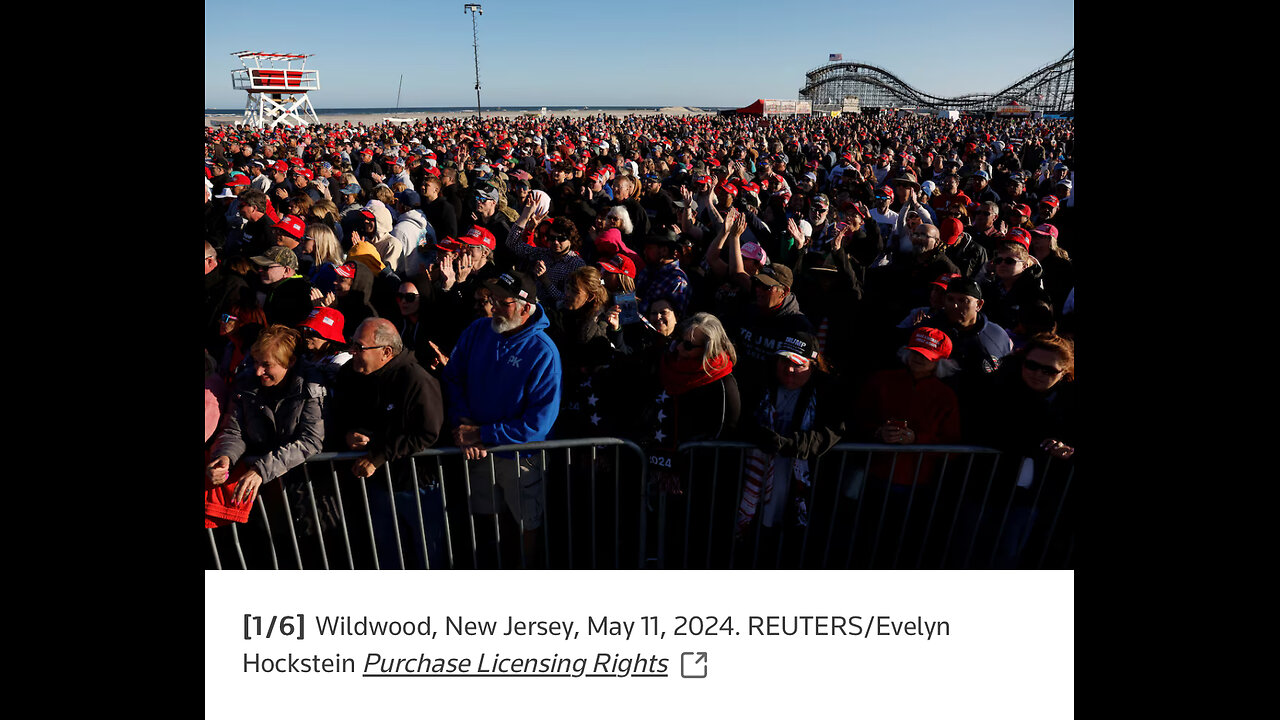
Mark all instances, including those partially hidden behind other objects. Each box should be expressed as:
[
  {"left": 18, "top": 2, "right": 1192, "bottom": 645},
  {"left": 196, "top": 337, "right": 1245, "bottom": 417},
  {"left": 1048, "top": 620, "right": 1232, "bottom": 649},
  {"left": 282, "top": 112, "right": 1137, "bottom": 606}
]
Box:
[{"left": 444, "top": 306, "right": 562, "bottom": 446}]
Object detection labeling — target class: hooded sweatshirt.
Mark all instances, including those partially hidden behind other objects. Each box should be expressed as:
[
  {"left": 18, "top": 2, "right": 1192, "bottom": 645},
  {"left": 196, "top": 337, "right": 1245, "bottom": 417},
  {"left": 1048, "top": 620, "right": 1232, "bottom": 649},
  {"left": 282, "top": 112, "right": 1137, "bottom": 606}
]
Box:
[
  {"left": 390, "top": 209, "right": 434, "bottom": 276},
  {"left": 443, "top": 305, "right": 562, "bottom": 447}
]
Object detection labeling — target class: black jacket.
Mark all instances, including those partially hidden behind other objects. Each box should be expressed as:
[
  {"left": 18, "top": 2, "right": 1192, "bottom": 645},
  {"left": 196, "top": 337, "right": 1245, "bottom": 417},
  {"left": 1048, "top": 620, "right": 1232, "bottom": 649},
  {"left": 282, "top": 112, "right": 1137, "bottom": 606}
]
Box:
[
  {"left": 980, "top": 263, "right": 1053, "bottom": 332},
  {"left": 944, "top": 232, "right": 990, "bottom": 278},
  {"left": 328, "top": 349, "right": 445, "bottom": 474},
  {"left": 263, "top": 274, "right": 314, "bottom": 329}
]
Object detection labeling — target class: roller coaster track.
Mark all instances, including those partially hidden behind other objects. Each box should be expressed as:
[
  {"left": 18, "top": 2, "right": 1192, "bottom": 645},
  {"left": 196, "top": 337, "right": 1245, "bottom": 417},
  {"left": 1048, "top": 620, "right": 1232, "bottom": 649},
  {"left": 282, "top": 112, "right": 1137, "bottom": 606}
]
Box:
[{"left": 799, "top": 48, "right": 1073, "bottom": 114}]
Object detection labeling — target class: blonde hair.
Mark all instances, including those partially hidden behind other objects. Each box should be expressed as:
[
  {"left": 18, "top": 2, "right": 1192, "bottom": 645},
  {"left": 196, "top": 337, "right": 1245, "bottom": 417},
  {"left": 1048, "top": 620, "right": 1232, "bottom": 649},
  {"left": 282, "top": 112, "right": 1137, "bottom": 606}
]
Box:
[
  {"left": 565, "top": 266, "right": 609, "bottom": 311},
  {"left": 250, "top": 325, "right": 301, "bottom": 369},
  {"left": 306, "top": 224, "right": 343, "bottom": 267}
]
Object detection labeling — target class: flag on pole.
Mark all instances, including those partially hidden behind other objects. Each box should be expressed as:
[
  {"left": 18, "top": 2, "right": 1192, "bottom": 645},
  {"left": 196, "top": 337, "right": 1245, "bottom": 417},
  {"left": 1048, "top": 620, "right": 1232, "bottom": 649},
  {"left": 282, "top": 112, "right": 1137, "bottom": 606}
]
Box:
[{"left": 829, "top": 53, "right": 843, "bottom": 61}]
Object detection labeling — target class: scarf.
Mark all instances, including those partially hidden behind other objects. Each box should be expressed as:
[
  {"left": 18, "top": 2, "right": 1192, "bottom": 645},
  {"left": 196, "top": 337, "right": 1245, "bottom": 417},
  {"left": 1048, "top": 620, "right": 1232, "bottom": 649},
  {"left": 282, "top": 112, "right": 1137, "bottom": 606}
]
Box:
[
  {"left": 736, "top": 384, "right": 820, "bottom": 535},
  {"left": 659, "top": 351, "right": 733, "bottom": 397}
]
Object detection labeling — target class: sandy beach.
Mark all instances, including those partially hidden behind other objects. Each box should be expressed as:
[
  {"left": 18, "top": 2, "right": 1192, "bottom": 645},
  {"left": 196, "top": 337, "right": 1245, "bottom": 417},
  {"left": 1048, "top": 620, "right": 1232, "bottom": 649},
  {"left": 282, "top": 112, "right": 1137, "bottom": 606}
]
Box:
[{"left": 205, "top": 106, "right": 718, "bottom": 127}]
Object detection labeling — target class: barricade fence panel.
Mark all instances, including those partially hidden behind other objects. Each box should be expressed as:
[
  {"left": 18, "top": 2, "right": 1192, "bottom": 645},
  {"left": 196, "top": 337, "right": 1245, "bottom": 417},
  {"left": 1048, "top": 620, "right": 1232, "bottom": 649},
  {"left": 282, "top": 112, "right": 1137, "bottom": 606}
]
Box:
[
  {"left": 207, "top": 439, "right": 1073, "bottom": 570},
  {"left": 207, "top": 438, "right": 651, "bottom": 570},
  {"left": 666, "top": 442, "right": 1075, "bottom": 570}
]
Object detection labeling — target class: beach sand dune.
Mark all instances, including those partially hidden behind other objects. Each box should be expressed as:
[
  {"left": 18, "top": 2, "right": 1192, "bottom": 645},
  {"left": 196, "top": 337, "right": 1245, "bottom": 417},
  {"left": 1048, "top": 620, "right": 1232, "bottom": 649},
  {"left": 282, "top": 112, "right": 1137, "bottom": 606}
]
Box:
[{"left": 205, "top": 106, "right": 717, "bottom": 127}]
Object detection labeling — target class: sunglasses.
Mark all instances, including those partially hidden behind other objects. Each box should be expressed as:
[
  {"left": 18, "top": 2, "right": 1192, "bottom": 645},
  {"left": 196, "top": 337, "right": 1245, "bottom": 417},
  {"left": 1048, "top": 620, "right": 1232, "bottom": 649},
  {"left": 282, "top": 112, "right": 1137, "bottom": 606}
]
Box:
[
  {"left": 220, "top": 313, "right": 238, "bottom": 323},
  {"left": 994, "top": 257, "right": 1021, "bottom": 265},
  {"left": 679, "top": 339, "right": 706, "bottom": 351},
  {"left": 396, "top": 292, "right": 419, "bottom": 302},
  {"left": 347, "top": 343, "right": 388, "bottom": 353},
  {"left": 1023, "top": 358, "right": 1064, "bottom": 376}
]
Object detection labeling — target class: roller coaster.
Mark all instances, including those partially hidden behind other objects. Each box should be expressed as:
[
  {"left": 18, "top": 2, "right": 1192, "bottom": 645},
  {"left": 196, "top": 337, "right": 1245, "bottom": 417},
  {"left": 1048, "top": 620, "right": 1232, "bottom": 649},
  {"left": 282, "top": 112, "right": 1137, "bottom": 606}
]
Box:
[{"left": 799, "top": 49, "right": 1074, "bottom": 115}]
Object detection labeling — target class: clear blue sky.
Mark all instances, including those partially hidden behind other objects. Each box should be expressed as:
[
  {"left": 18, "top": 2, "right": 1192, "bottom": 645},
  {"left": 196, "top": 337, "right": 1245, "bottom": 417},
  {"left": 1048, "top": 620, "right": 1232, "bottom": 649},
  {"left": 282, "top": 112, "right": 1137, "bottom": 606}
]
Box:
[{"left": 205, "top": 0, "right": 1073, "bottom": 109}]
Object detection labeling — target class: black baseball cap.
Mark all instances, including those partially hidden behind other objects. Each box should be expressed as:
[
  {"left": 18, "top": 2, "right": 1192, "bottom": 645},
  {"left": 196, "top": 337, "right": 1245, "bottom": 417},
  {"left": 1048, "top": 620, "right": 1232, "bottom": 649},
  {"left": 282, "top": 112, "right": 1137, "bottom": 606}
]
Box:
[
  {"left": 484, "top": 270, "right": 537, "bottom": 304},
  {"left": 946, "top": 277, "right": 983, "bottom": 300}
]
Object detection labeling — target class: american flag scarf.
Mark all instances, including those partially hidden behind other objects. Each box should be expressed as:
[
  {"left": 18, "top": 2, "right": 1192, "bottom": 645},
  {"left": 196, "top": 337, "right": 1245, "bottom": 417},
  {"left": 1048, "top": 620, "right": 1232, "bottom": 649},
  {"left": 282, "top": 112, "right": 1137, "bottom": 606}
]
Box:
[{"left": 736, "top": 386, "right": 819, "bottom": 534}]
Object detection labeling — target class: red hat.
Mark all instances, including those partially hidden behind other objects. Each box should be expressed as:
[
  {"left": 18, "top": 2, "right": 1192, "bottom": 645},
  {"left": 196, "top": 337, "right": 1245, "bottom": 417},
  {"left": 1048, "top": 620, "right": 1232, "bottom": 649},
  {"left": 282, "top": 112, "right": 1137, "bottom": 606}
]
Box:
[
  {"left": 288, "top": 157, "right": 304, "bottom": 166},
  {"left": 425, "top": 166, "right": 441, "bottom": 176},
  {"left": 298, "top": 307, "right": 346, "bottom": 344},
  {"left": 357, "top": 209, "right": 376, "bottom": 221},
  {"left": 226, "top": 174, "right": 250, "bottom": 187},
  {"left": 1014, "top": 203, "right": 1032, "bottom": 218},
  {"left": 939, "top": 218, "right": 964, "bottom": 245},
  {"left": 273, "top": 160, "right": 290, "bottom": 173},
  {"left": 596, "top": 253, "right": 637, "bottom": 279},
  {"left": 434, "top": 237, "right": 465, "bottom": 253},
  {"left": 1032, "top": 224, "right": 1059, "bottom": 239},
  {"left": 334, "top": 261, "right": 357, "bottom": 278},
  {"left": 931, "top": 272, "right": 962, "bottom": 290},
  {"left": 293, "top": 167, "right": 314, "bottom": 180},
  {"left": 461, "top": 225, "right": 496, "bottom": 251},
  {"left": 1004, "top": 228, "right": 1033, "bottom": 250},
  {"left": 877, "top": 185, "right": 895, "bottom": 199},
  {"left": 1039, "top": 195, "right": 1060, "bottom": 207},
  {"left": 273, "top": 214, "right": 306, "bottom": 239},
  {"left": 719, "top": 183, "right": 738, "bottom": 196},
  {"left": 907, "top": 326, "right": 953, "bottom": 361}
]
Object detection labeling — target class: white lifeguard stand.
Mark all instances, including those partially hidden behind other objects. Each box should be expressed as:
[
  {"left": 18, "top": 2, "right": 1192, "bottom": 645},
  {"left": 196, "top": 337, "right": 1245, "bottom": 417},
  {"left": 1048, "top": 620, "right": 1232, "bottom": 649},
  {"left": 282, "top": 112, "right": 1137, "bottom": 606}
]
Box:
[{"left": 230, "top": 51, "right": 321, "bottom": 128}]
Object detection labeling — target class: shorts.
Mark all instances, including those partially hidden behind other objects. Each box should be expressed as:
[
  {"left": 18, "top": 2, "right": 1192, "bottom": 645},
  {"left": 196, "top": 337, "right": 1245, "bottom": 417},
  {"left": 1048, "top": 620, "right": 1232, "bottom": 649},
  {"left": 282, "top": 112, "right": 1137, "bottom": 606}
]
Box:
[{"left": 465, "top": 453, "right": 545, "bottom": 530}]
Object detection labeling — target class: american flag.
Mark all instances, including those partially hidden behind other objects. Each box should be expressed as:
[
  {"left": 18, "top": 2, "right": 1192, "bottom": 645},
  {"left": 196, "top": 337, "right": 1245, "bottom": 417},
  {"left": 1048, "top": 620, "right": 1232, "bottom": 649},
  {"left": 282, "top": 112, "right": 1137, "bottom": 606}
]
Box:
[{"left": 829, "top": 53, "right": 843, "bottom": 61}]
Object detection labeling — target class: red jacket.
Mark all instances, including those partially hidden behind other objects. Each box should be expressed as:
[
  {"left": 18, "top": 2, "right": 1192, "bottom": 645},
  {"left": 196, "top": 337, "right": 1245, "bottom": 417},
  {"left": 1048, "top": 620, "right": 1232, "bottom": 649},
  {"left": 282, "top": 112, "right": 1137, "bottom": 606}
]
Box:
[{"left": 855, "top": 368, "right": 962, "bottom": 485}]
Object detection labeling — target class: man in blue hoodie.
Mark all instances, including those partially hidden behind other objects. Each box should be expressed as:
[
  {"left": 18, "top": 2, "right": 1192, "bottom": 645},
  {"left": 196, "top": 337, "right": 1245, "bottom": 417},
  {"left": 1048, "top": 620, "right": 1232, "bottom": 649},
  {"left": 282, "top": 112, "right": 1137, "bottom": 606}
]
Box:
[{"left": 444, "top": 270, "right": 562, "bottom": 553}]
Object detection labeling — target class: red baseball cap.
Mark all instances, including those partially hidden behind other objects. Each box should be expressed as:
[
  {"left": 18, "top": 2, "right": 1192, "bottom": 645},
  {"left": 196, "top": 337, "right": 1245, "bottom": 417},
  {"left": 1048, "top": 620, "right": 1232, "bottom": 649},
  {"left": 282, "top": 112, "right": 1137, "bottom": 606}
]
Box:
[
  {"left": 1004, "top": 228, "right": 1033, "bottom": 250},
  {"left": 334, "top": 261, "right": 357, "bottom": 278},
  {"left": 596, "top": 253, "right": 636, "bottom": 279},
  {"left": 1040, "top": 195, "right": 1060, "bottom": 207},
  {"left": 931, "top": 272, "right": 962, "bottom": 290},
  {"left": 273, "top": 214, "right": 306, "bottom": 239},
  {"left": 298, "top": 307, "right": 346, "bottom": 344},
  {"left": 434, "top": 237, "right": 465, "bottom": 253},
  {"left": 461, "top": 226, "right": 496, "bottom": 251},
  {"left": 1032, "top": 224, "right": 1059, "bottom": 239},
  {"left": 939, "top": 218, "right": 964, "bottom": 246},
  {"left": 907, "top": 326, "right": 953, "bottom": 361}
]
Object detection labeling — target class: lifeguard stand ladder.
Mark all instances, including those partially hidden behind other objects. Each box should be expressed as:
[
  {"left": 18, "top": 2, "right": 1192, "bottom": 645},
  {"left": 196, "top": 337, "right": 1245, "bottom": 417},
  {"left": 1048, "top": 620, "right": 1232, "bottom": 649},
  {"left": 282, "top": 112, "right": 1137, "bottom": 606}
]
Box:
[{"left": 230, "top": 51, "right": 321, "bottom": 128}]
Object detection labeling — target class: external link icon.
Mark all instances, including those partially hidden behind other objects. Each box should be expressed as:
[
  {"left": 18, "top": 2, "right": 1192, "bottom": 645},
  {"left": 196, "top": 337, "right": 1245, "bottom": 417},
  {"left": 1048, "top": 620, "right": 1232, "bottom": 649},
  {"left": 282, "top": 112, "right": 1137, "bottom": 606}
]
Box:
[{"left": 681, "top": 652, "right": 708, "bottom": 678}]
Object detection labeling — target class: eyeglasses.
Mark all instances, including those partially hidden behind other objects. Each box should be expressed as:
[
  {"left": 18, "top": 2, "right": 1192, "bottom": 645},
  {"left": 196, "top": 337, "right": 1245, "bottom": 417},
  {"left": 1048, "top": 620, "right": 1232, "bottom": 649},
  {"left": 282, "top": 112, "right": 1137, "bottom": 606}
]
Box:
[
  {"left": 220, "top": 313, "right": 238, "bottom": 323},
  {"left": 1023, "top": 358, "right": 1064, "bottom": 376},
  {"left": 348, "top": 343, "right": 388, "bottom": 353},
  {"left": 396, "top": 292, "right": 419, "bottom": 302},
  {"left": 994, "top": 257, "right": 1021, "bottom": 265},
  {"left": 476, "top": 296, "right": 495, "bottom": 306}
]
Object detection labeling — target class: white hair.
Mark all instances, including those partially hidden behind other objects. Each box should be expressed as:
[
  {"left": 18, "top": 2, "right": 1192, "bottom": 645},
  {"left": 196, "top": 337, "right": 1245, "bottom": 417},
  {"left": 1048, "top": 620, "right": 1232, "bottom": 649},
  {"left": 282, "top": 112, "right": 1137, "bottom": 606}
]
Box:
[{"left": 606, "top": 205, "right": 633, "bottom": 235}]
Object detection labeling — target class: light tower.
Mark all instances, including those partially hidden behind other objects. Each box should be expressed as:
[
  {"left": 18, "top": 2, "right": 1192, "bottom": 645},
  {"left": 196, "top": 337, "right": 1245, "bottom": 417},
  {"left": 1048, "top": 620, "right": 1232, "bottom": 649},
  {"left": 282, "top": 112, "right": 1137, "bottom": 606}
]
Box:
[
  {"left": 463, "top": 4, "right": 483, "bottom": 118},
  {"left": 230, "top": 51, "right": 321, "bottom": 128}
]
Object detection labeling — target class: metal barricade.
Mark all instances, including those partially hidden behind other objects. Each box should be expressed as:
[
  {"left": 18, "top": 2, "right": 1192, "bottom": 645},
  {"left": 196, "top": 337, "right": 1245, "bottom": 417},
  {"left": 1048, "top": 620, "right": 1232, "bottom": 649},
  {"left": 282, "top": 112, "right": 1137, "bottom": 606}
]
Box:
[
  {"left": 664, "top": 442, "right": 1075, "bottom": 569},
  {"left": 206, "top": 438, "right": 650, "bottom": 570},
  {"left": 207, "top": 438, "right": 1074, "bottom": 570}
]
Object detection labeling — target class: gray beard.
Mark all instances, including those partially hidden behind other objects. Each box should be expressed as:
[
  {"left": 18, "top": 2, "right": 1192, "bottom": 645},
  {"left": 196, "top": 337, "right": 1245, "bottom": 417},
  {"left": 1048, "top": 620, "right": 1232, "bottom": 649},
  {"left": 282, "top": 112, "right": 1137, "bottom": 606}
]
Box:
[{"left": 491, "top": 315, "right": 524, "bottom": 334}]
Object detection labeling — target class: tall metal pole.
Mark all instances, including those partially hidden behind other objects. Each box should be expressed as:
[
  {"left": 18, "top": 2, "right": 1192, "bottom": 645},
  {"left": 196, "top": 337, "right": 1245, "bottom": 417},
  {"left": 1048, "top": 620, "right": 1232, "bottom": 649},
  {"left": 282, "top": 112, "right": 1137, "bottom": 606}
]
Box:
[{"left": 464, "top": 4, "right": 483, "bottom": 119}]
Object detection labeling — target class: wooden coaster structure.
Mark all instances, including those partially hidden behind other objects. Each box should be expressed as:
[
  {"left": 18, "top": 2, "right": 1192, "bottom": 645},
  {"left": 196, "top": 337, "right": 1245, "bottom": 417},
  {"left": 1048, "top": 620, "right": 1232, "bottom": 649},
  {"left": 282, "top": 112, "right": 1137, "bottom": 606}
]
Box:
[{"left": 230, "top": 51, "right": 321, "bottom": 128}]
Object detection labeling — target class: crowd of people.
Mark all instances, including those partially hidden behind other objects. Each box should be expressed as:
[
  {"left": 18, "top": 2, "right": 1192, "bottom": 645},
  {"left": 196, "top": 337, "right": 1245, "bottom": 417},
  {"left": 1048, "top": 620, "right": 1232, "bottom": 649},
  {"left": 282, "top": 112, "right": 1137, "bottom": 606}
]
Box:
[{"left": 203, "top": 110, "right": 1078, "bottom": 567}]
